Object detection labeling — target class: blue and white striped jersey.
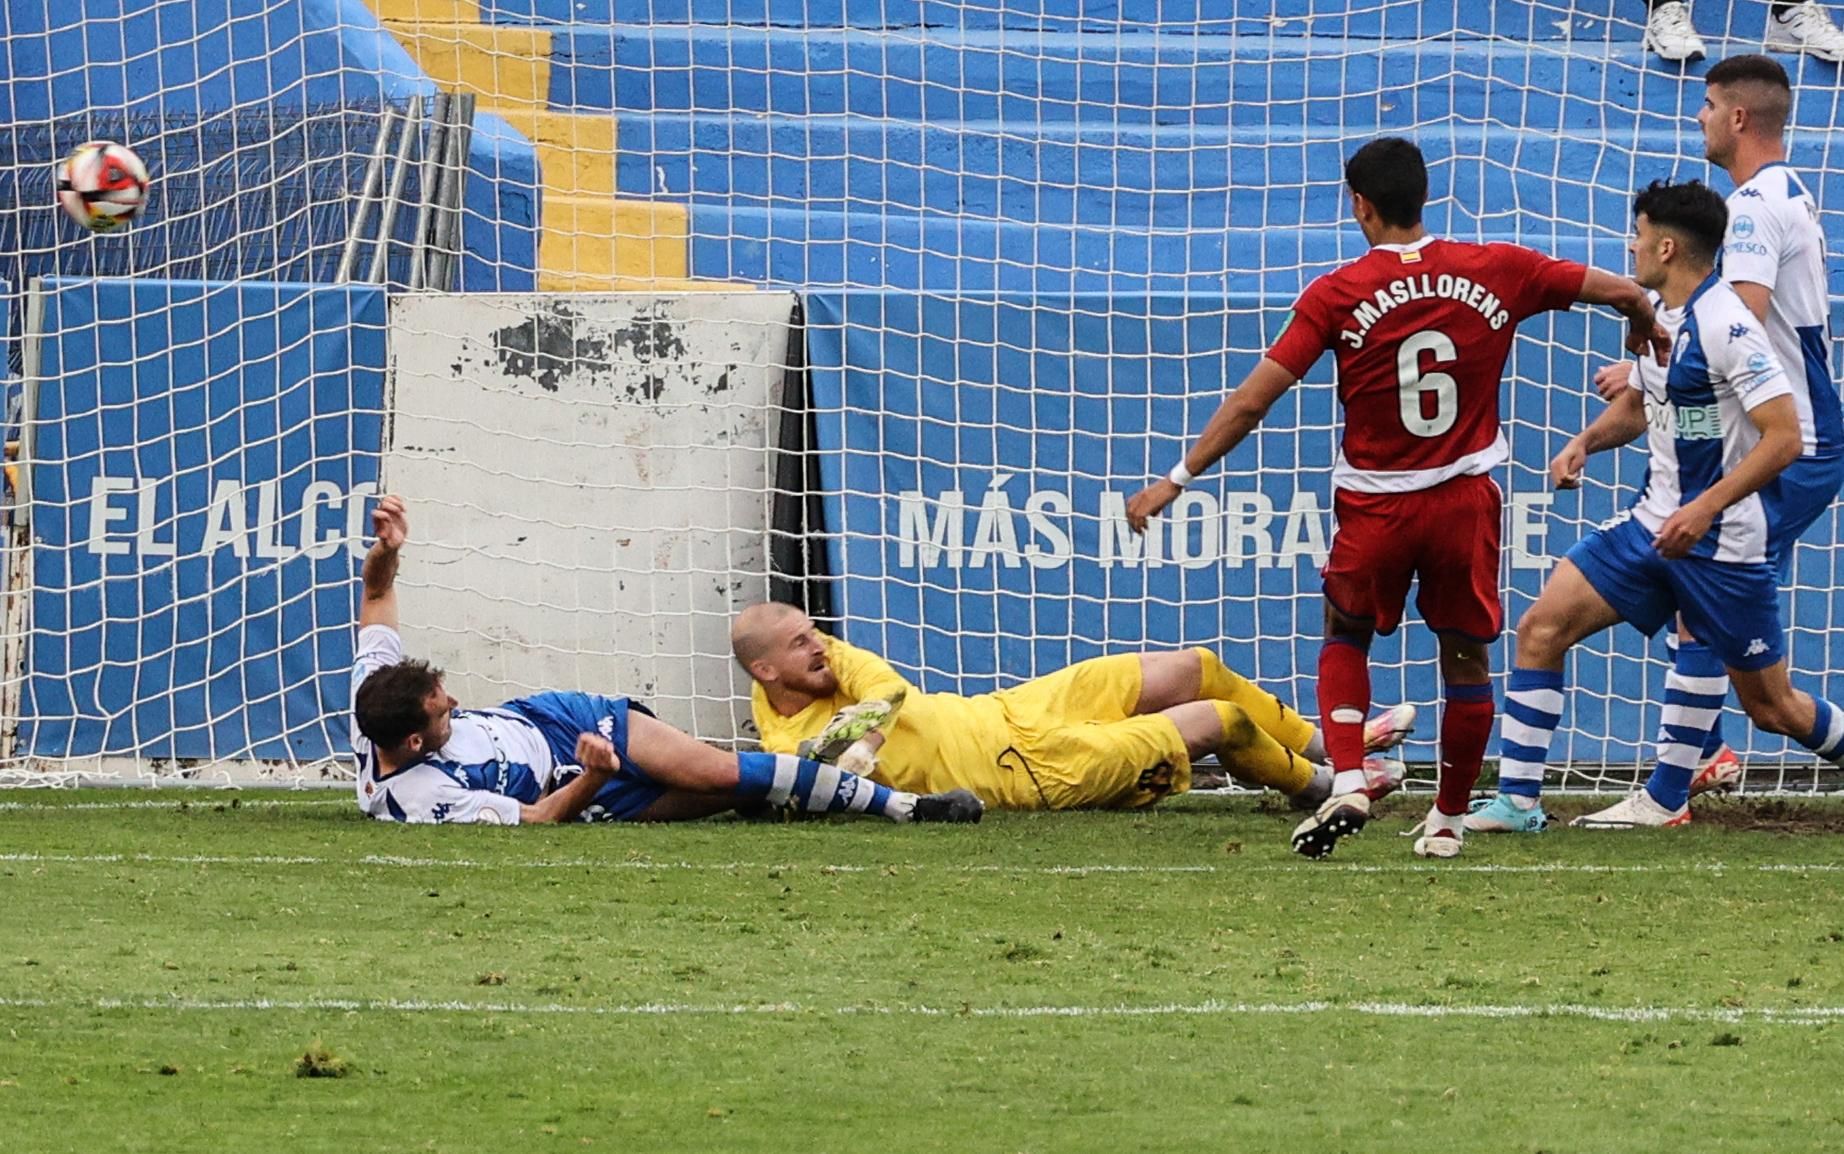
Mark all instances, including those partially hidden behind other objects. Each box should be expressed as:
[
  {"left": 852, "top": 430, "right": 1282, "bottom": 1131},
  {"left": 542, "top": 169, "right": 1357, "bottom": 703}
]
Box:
[
  {"left": 349, "top": 625, "right": 561, "bottom": 824},
  {"left": 1723, "top": 163, "right": 1842, "bottom": 459},
  {"left": 1629, "top": 274, "right": 1794, "bottom": 564}
]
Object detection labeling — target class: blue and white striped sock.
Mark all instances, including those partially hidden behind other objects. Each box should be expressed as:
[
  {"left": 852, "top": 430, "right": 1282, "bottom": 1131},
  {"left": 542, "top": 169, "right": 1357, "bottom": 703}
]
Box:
[
  {"left": 1702, "top": 717, "right": 1728, "bottom": 759},
  {"left": 735, "top": 752, "right": 916, "bottom": 820},
  {"left": 1497, "top": 668, "right": 1565, "bottom": 800},
  {"left": 1645, "top": 640, "right": 1727, "bottom": 811},
  {"left": 1799, "top": 697, "right": 1844, "bottom": 766}
]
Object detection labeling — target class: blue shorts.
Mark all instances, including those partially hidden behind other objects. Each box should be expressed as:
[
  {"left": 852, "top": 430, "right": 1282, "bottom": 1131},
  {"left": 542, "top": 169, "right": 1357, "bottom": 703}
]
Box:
[
  {"left": 505, "top": 691, "right": 665, "bottom": 822},
  {"left": 1566, "top": 517, "right": 1785, "bottom": 673},
  {"left": 1763, "top": 453, "right": 1844, "bottom": 580}
]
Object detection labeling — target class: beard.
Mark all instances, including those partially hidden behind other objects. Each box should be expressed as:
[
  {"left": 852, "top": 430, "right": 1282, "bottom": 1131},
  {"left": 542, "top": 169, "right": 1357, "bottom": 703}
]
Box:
[{"left": 798, "top": 667, "right": 841, "bottom": 697}]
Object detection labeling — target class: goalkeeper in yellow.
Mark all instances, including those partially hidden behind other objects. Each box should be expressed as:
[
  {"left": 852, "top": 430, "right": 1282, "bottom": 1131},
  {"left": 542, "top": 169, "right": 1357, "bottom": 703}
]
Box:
[{"left": 733, "top": 603, "right": 1413, "bottom": 812}]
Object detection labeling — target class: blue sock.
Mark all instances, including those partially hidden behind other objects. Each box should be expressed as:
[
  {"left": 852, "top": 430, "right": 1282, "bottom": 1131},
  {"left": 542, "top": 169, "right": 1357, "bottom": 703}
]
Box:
[
  {"left": 1644, "top": 640, "right": 1727, "bottom": 810},
  {"left": 1800, "top": 698, "right": 1844, "bottom": 766},
  {"left": 734, "top": 752, "right": 916, "bottom": 820},
  {"left": 1497, "top": 668, "right": 1565, "bottom": 799}
]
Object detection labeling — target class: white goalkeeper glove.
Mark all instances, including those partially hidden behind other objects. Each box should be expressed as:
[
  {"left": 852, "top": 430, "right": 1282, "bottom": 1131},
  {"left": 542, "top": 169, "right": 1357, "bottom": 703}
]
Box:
[{"left": 835, "top": 738, "right": 879, "bottom": 779}]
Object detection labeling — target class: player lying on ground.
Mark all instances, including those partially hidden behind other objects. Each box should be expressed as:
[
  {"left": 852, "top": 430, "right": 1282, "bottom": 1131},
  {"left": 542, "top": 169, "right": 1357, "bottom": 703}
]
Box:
[
  {"left": 1124, "top": 135, "right": 1667, "bottom": 860},
  {"left": 1581, "top": 54, "right": 1844, "bottom": 819},
  {"left": 349, "top": 496, "right": 983, "bottom": 825},
  {"left": 1468, "top": 180, "right": 1844, "bottom": 837},
  {"left": 732, "top": 602, "right": 1414, "bottom": 812}
]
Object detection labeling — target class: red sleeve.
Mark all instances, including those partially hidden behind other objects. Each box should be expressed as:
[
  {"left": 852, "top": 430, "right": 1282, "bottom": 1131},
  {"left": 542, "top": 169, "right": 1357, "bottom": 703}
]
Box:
[
  {"left": 1491, "top": 243, "right": 1588, "bottom": 319},
  {"left": 1266, "top": 278, "right": 1337, "bottom": 379}
]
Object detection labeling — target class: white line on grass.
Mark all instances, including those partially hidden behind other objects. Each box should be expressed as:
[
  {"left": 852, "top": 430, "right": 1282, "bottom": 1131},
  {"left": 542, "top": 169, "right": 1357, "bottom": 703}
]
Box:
[
  {"left": 2, "top": 851, "right": 1842, "bottom": 877},
  {"left": 0, "top": 797, "right": 347, "bottom": 813},
  {"left": 0, "top": 993, "right": 1839, "bottom": 1026}
]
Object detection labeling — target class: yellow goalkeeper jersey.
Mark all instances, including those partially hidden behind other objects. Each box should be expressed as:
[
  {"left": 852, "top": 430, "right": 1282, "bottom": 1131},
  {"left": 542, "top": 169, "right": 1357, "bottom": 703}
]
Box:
[{"left": 750, "top": 633, "right": 1041, "bottom": 808}]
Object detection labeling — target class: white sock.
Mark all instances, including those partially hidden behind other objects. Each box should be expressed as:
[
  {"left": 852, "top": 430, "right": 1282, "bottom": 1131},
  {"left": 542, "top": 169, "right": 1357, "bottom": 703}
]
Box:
[{"left": 1331, "top": 768, "right": 1367, "bottom": 796}]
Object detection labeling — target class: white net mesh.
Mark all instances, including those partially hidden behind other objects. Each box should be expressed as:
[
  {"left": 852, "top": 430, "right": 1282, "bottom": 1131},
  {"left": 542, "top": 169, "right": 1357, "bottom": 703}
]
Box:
[{"left": 5, "top": 0, "right": 1843, "bottom": 792}]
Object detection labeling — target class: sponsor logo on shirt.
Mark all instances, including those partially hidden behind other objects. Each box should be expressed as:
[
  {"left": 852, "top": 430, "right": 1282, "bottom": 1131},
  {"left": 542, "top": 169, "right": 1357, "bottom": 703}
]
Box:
[
  {"left": 1732, "top": 215, "right": 1756, "bottom": 239},
  {"left": 1724, "top": 241, "right": 1769, "bottom": 257},
  {"left": 1735, "top": 351, "right": 1784, "bottom": 397},
  {"left": 1674, "top": 403, "right": 1723, "bottom": 441}
]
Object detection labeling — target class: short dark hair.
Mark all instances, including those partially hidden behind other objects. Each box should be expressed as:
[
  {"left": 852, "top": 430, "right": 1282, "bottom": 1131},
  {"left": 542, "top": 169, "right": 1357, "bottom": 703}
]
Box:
[
  {"left": 354, "top": 658, "right": 444, "bottom": 750},
  {"left": 1345, "top": 137, "right": 1428, "bottom": 229},
  {"left": 1633, "top": 179, "right": 1728, "bottom": 265},
  {"left": 1706, "top": 53, "right": 1790, "bottom": 93},
  {"left": 1705, "top": 54, "right": 1792, "bottom": 136}
]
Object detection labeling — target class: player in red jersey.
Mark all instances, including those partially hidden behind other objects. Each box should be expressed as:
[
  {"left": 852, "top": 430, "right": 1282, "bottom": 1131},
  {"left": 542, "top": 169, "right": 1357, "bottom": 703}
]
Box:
[{"left": 1125, "top": 136, "right": 1668, "bottom": 859}]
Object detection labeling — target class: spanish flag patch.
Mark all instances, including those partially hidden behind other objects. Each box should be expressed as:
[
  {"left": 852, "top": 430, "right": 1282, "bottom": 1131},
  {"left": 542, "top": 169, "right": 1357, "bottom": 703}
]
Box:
[{"left": 1399, "top": 248, "right": 1422, "bottom": 264}]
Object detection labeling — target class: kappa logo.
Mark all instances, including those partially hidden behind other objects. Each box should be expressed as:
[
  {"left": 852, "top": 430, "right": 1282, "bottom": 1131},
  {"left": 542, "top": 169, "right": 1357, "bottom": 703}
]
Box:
[
  {"left": 1736, "top": 187, "right": 1763, "bottom": 199},
  {"left": 1729, "top": 323, "right": 1751, "bottom": 342},
  {"left": 1744, "top": 638, "right": 1768, "bottom": 658},
  {"left": 597, "top": 715, "right": 616, "bottom": 740}
]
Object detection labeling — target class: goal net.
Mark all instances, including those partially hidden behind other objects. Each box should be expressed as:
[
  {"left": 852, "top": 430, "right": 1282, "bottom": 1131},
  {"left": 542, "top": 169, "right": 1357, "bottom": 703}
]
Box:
[{"left": 4, "top": 0, "right": 1843, "bottom": 793}]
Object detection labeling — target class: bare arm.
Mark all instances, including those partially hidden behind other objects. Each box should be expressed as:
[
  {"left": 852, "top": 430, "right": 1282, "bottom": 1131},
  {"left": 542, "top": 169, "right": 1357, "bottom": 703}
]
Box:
[
  {"left": 1577, "top": 268, "right": 1669, "bottom": 365},
  {"left": 518, "top": 734, "right": 623, "bottom": 824},
  {"left": 1124, "top": 357, "right": 1299, "bottom": 533},
  {"left": 1731, "top": 280, "right": 1772, "bottom": 324},
  {"left": 1651, "top": 395, "right": 1803, "bottom": 559},
  {"left": 1551, "top": 386, "right": 1647, "bottom": 489},
  {"left": 359, "top": 494, "right": 408, "bottom": 629}
]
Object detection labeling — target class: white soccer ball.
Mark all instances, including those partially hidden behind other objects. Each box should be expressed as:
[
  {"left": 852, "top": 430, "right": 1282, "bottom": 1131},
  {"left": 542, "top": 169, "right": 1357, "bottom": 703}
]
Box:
[{"left": 56, "top": 141, "right": 150, "bottom": 233}]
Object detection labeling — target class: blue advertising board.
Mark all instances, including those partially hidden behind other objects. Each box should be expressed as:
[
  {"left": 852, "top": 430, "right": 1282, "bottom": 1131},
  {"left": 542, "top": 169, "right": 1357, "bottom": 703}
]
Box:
[
  {"left": 20, "top": 277, "right": 386, "bottom": 762},
  {"left": 804, "top": 291, "right": 1844, "bottom": 768}
]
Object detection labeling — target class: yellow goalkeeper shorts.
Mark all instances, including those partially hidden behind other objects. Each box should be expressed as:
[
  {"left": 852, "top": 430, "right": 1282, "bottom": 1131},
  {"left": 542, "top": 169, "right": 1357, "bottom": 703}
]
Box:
[{"left": 987, "top": 654, "right": 1192, "bottom": 810}]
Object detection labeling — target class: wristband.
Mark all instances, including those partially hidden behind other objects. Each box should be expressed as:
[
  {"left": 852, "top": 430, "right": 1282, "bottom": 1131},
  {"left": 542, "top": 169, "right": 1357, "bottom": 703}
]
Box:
[{"left": 1167, "top": 462, "right": 1195, "bottom": 488}]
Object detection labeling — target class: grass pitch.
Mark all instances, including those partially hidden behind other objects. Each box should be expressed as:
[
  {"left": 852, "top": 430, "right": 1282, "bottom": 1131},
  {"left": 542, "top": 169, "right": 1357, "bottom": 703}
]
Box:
[{"left": 4, "top": 789, "right": 1844, "bottom": 1153}]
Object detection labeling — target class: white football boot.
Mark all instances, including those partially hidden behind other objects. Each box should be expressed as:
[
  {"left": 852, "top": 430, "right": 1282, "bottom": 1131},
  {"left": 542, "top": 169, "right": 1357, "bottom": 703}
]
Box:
[
  {"left": 1767, "top": 2, "right": 1844, "bottom": 62},
  {"left": 1410, "top": 806, "right": 1466, "bottom": 859},
  {"left": 1362, "top": 703, "right": 1417, "bottom": 754},
  {"left": 1645, "top": 1, "right": 1708, "bottom": 62},
  {"left": 1568, "top": 790, "right": 1691, "bottom": 829},
  {"left": 1291, "top": 791, "right": 1371, "bottom": 859}
]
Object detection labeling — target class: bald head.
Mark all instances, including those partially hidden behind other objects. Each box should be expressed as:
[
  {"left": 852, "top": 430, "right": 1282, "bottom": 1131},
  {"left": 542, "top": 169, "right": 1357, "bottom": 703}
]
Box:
[
  {"left": 732, "top": 602, "right": 805, "bottom": 670},
  {"left": 732, "top": 602, "right": 839, "bottom": 700}
]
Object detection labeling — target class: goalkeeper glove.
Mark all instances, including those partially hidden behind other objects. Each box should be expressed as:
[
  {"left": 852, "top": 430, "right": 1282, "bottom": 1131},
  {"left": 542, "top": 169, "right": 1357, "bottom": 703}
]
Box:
[{"left": 805, "top": 690, "right": 906, "bottom": 762}]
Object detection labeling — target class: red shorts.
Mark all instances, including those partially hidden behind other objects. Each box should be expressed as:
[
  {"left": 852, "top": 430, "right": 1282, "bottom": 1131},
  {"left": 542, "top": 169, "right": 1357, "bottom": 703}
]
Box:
[{"left": 1320, "top": 473, "right": 1503, "bottom": 641}]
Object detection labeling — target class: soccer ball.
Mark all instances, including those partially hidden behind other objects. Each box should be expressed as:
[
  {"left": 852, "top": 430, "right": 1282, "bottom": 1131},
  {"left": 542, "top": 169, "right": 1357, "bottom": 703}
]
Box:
[{"left": 56, "top": 141, "right": 150, "bottom": 233}]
